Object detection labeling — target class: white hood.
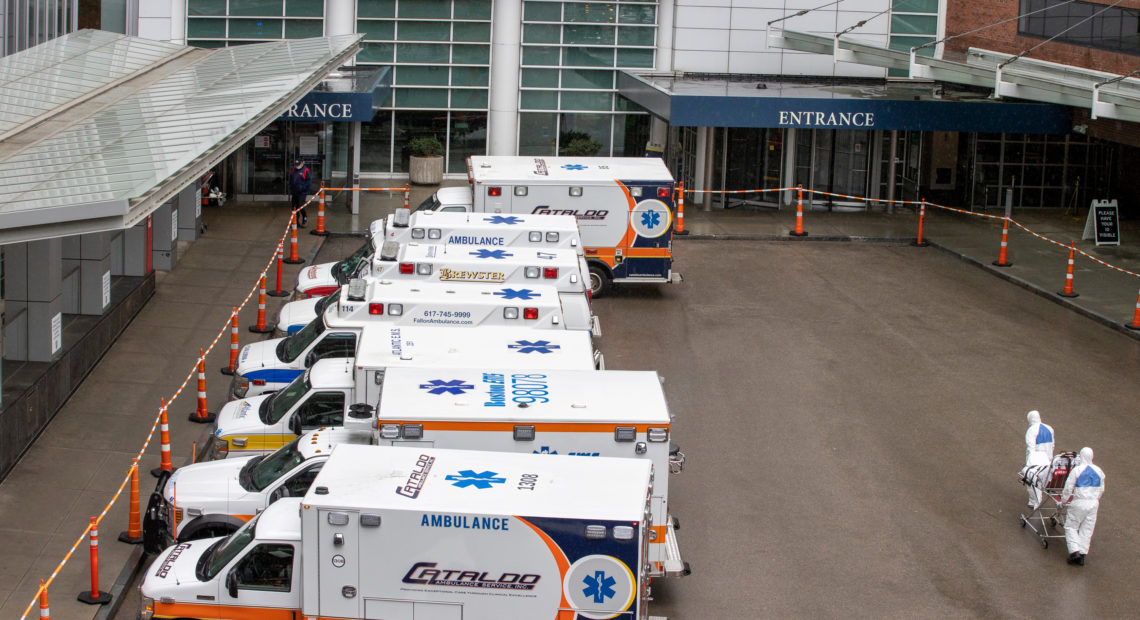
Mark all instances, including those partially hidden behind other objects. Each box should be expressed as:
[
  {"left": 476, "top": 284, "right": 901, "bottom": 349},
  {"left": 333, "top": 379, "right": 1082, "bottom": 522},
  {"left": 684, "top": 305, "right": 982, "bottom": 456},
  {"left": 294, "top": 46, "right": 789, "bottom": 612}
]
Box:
[
  {"left": 235, "top": 339, "right": 288, "bottom": 375},
  {"left": 215, "top": 396, "right": 271, "bottom": 439},
  {"left": 295, "top": 262, "right": 336, "bottom": 296},
  {"left": 278, "top": 298, "right": 323, "bottom": 335},
  {"left": 140, "top": 539, "right": 214, "bottom": 595},
  {"left": 164, "top": 456, "right": 260, "bottom": 524}
]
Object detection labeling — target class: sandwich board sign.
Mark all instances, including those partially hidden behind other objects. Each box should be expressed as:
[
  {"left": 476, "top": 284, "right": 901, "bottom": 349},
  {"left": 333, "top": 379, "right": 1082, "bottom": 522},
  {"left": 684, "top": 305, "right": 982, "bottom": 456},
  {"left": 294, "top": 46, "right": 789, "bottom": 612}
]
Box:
[{"left": 1082, "top": 199, "right": 1120, "bottom": 246}]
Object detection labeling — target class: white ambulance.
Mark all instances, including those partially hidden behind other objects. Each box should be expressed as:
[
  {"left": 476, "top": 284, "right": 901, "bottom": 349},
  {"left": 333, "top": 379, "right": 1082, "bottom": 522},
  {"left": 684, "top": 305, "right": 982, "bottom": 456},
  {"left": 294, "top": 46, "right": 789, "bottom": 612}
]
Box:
[
  {"left": 419, "top": 156, "right": 680, "bottom": 296},
  {"left": 142, "top": 428, "right": 371, "bottom": 551},
  {"left": 233, "top": 279, "right": 599, "bottom": 398},
  {"left": 293, "top": 211, "right": 583, "bottom": 300},
  {"left": 215, "top": 329, "right": 601, "bottom": 458},
  {"left": 364, "top": 240, "right": 589, "bottom": 297},
  {"left": 344, "top": 366, "right": 688, "bottom": 579},
  {"left": 140, "top": 446, "right": 661, "bottom": 620}
]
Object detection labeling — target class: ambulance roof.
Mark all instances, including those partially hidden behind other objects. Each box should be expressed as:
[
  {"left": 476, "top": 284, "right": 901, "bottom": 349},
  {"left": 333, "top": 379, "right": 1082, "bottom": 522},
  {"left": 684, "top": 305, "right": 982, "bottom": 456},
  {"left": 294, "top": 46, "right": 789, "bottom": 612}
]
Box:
[
  {"left": 306, "top": 358, "right": 355, "bottom": 388},
  {"left": 346, "top": 279, "right": 565, "bottom": 306},
  {"left": 354, "top": 325, "right": 595, "bottom": 370},
  {"left": 394, "top": 242, "right": 582, "bottom": 266},
  {"left": 297, "top": 427, "right": 372, "bottom": 459},
  {"left": 405, "top": 210, "right": 580, "bottom": 232},
  {"left": 469, "top": 156, "right": 672, "bottom": 184},
  {"left": 255, "top": 498, "right": 303, "bottom": 541},
  {"left": 305, "top": 444, "right": 651, "bottom": 521},
  {"left": 377, "top": 368, "right": 670, "bottom": 424}
]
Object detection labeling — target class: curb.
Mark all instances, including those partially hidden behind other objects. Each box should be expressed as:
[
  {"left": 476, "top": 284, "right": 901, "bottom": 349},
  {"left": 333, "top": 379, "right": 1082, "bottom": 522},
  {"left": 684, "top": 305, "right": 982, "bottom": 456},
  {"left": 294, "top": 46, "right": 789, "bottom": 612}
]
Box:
[
  {"left": 680, "top": 233, "right": 913, "bottom": 243},
  {"left": 95, "top": 545, "right": 144, "bottom": 620}
]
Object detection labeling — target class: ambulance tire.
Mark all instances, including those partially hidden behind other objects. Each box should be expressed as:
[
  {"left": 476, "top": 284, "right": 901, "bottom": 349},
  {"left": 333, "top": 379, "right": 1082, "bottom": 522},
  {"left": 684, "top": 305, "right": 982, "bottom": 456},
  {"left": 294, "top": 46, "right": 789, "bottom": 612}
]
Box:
[{"left": 588, "top": 264, "right": 611, "bottom": 298}]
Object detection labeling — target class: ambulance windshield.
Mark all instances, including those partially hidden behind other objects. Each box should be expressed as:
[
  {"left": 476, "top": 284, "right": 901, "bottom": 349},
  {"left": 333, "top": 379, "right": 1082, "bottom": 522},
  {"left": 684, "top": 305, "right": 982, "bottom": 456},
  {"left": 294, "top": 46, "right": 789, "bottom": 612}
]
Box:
[
  {"left": 245, "top": 438, "right": 305, "bottom": 491},
  {"left": 280, "top": 316, "right": 326, "bottom": 362},
  {"left": 414, "top": 195, "right": 440, "bottom": 212},
  {"left": 332, "top": 241, "right": 373, "bottom": 285},
  {"left": 261, "top": 375, "right": 311, "bottom": 425},
  {"left": 197, "top": 514, "right": 259, "bottom": 581}
]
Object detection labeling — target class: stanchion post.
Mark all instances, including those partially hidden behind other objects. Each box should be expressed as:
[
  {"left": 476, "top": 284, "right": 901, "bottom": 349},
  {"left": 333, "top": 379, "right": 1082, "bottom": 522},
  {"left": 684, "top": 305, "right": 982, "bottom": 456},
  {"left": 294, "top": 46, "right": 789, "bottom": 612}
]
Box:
[
  {"left": 151, "top": 399, "right": 174, "bottom": 476},
  {"left": 118, "top": 459, "right": 143, "bottom": 544},
  {"left": 220, "top": 307, "right": 239, "bottom": 375},
  {"left": 189, "top": 349, "right": 216, "bottom": 423},
  {"left": 250, "top": 275, "right": 277, "bottom": 333},
  {"left": 1125, "top": 289, "right": 1140, "bottom": 331},
  {"left": 312, "top": 183, "right": 328, "bottom": 236},
  {"left": 285, "top": 214, "right": 304, "bottom": 264},
  {"left": 1058, "top": 241, "right": 1079, "bottom": 298},
  {"left": 993, "top": 188, "right": 1013, "bottom": 267},
  {"left": 404, "top": 183, "right": 410, "bottom": 210},
  {"left": 268, "top": 243, "right": 288, "bottom": 297},
  {"left": 77, "top": 517, "right": 111, "bottom": 604},
  {"left": 912, "top": 198, "right": 930, "bottom": 247},
  {"left": 674, "top": 181, "right": 688, "bottom": 235},
  {"left": 790, "top": 184, "right": 808, "bottom": 237}
]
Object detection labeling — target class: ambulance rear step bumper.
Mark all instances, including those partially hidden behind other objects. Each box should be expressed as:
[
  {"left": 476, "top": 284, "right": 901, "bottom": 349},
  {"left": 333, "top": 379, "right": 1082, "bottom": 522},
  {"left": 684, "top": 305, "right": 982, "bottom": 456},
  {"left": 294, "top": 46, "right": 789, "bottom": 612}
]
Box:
[{"left": 663, "top": 516, "right": 689, "bottom": 577}]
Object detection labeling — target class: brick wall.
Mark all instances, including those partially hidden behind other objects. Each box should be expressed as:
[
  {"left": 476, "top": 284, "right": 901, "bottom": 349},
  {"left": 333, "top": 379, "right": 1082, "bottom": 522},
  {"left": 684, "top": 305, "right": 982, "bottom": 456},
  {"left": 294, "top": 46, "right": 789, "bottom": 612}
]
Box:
[{"left": 944, "top": 0, "right": 1140, "bottom": 75}]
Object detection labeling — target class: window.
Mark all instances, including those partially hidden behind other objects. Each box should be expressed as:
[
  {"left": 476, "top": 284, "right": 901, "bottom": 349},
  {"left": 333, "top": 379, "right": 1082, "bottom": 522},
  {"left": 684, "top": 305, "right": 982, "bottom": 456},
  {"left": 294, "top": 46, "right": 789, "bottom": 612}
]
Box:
[
  {"left": 1019, "top": 0, "right": 1140, "bottom": 55},
  {"left": 298, "top": 392, "right": 346, "bottom": 428},
  {"left": 309, "top": 332, "right": 356, "bottom": 362},
  {"left": 235, "top": 544, "right": 294, "bottom": 592},
  {"left": 282, "top": 464, "right": 323, "bottom": 497}
]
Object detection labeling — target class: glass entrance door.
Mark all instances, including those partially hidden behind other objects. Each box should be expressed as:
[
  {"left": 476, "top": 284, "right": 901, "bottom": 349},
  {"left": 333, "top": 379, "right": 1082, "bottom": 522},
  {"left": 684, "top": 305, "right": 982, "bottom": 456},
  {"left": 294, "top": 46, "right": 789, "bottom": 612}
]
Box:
[{"left": 795, "top": 129, "right": 872, "bottom": 209}]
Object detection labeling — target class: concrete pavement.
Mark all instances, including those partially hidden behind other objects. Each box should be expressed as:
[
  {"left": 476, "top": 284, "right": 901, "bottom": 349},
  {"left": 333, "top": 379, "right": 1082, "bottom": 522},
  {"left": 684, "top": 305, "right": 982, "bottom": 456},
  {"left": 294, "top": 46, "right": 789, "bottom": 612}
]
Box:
[{"left": 0, "top": 180, "right": 1138, "bottom": 619}]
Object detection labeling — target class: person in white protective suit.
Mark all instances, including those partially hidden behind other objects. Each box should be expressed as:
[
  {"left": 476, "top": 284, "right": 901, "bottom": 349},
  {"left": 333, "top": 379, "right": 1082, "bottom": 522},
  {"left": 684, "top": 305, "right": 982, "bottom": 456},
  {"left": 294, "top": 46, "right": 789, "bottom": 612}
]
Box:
[
  {"left": 1062, "top": 446, "right": 1105, "bottom": 566},
  {"left": 1023, "top": 410, "right": 1054, "bottom": 508}
]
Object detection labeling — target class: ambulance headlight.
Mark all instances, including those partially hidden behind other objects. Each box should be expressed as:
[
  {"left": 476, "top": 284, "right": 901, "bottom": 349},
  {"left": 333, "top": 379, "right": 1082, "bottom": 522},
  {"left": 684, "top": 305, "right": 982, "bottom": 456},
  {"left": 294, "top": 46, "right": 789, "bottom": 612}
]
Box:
[
  {"left": 213, "top": 440, "right": 229, "bottom": 458},
  {"left": 524, "top": 267, "right": 540, "bottom": 279},
  {"left": 428, "top": 228, "right": 442, "bottom": 240},
  {"left": 614, "top": 427, "right": 636, "bottom": 442},
  {"left": 612, "top": 526, "right": 635, "bottom": 540},
  {"left": 411, "top": 228, "right": 425, "bottom": 240},
  {"left": 379, "top": 424, "right": 400, "bottom": 439},
  {"left": 546, "top": 232, "right": 559, "bottom": 242},
  {"left": 401, "top": 424, "right": 423, "bottom": 439},
  {"left": 647, "top": 427, "right": 669, "bottom": 442},
  {"left": 504, "top": 307, "right": 519, "bottom": 319},
  {"left": 388, "top": 303, "right": 403, "bottom": 316},
  {"left": 140, "top": 596, "right": 155, "bottom": 620},
  {"left": 585, "top": 525, "right": 607, "bottom": 539},
  {"left": 529, "top": 231, "right": 542, "bottom": 243}
]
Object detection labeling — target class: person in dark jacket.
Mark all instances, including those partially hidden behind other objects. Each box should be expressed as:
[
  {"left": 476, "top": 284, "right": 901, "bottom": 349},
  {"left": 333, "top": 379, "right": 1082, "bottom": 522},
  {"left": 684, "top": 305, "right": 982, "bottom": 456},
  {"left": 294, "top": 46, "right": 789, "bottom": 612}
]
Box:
[{"left": 289, "top": 159, "right": 311, "bottom": 226}]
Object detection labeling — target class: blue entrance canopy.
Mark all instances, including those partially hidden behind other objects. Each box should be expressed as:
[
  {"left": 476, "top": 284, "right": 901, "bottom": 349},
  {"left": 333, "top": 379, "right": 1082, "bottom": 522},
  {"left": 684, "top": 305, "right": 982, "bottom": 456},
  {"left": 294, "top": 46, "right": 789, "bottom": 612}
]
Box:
[{"left": 618, "top": 72, "right": 1072, "bottom": 134}]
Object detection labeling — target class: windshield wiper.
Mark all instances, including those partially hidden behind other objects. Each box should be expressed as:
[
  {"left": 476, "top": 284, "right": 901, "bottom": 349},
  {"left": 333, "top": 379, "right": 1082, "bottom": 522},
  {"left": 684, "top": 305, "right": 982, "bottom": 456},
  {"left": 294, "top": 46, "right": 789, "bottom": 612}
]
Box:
[
  {"left": 238, "top": 455, "right": 266, "bottom": 492},
  {"left": 195, "top": 538, "right": 224, "bottom": 581}
]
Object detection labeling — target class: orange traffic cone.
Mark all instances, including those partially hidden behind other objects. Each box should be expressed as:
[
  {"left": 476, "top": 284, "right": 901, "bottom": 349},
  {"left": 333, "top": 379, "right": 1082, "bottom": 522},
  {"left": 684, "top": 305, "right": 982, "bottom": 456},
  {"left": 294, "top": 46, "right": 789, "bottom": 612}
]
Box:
[
  {"left": 1126, "top": 289, "right": 1140, "bottom": 331},
  {"left": 189, "top": 349, "right": 216, "bottom": 423},
  {"left": 151, "top": 400, "right": 174, "bottom": 477},
  {"left": 284, "top": 214, "right": 304, "bottom": 265},
  {"left": 220, "top": 308, "right": 239, "bottom": 375},
  {"left": 38, "top": 580, "right": 50, "bottom": 619},
  {"left": 118, "top": 459, "right": 143, "bottom": 544},
  {"left": 312, "top": 183, "right": 328, "bottom": 236},
  {"left": 790, "top": 184, "right": 807, "bottom": 237},
  {"left": 250, "top": 275, "right": 277, "bottom": 333}
]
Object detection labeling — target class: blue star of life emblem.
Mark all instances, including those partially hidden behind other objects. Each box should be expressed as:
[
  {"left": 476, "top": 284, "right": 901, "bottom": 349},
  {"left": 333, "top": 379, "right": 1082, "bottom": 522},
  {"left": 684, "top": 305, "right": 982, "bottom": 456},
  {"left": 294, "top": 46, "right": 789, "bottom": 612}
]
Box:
[
  {"left": 470, "top": 248, "right": 513, "bottom": 259},
  {"left": 419, "top": 379, "right": 474, "bottom": 395},
  {"left": 494, "top": 288, "right": 540, "bottom": 300},
  {"left": 484, "top": 215, "right": 524, "bottom": 225},
  {"left": 583, "top": 570, "right": 617, "bottom": 603},
  {"left": 445, "top": 470, "right": 506, "bottom": 489},
  {"left": 533, "top": 446, "right": 557, "bottom": 454},
  {"left": 509, "top": 339, "right": 560, "bottom": 354},
  {"left": 641, "top": 210, "right": 661, "bottom": 229},
  {"left": 561, "top": 164, "right": 588, "bottom": 171}
]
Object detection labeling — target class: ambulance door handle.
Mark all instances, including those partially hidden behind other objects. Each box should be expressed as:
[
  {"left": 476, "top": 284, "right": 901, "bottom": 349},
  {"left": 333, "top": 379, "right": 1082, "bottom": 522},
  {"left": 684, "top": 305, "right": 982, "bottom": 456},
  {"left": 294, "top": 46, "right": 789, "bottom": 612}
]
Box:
[{"left": 333, "top": 533, "right": 344, "bottom": 546}]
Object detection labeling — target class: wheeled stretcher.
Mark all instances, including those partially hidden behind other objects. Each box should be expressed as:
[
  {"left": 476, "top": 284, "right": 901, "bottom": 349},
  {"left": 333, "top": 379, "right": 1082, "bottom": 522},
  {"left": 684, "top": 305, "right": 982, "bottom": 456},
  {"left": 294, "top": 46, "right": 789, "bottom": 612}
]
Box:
[{"left": 1018, "top": 451, "right": 1076, "bottom": 548}]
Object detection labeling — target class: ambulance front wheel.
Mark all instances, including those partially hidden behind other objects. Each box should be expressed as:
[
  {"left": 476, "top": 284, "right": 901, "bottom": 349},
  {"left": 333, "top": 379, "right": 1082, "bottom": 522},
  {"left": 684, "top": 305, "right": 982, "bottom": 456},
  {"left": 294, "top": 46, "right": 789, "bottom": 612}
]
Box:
[{"left": 588, "top": 264, "right": 611, "bottom": 298}]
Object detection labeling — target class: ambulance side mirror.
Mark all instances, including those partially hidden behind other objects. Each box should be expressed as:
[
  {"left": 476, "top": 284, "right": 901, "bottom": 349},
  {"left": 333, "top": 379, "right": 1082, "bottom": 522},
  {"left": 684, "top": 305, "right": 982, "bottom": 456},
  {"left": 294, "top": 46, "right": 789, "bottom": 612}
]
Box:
[
  {"left": 226, "top": 569, "right": 239, "bottom": 598},
  {"left": 289, "top": 413, "right": 302, "bottom": 436},
  {"left": 305, "top": 350, "right": 318, "bottom": 367}
]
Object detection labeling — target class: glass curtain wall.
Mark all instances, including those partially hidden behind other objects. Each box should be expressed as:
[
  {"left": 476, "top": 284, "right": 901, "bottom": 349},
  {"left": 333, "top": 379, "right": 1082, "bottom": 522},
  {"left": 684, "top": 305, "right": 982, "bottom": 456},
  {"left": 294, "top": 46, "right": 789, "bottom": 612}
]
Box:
[
  {"left": 356, "top": 0, "right": 491, "bottom": 173},
  {"left": 971, "top": 133, "right": 1113, "bottom": 209},
  {"left": 187, "top": 0, "right": 324, "bottom": 47},
  {"left": 518, "top": 0, "right": 654, "bottom": 157}
]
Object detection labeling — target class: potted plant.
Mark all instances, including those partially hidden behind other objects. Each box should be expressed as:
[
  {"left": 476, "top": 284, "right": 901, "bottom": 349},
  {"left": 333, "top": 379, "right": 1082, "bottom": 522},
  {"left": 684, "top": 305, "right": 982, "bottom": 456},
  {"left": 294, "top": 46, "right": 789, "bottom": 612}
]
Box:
[
  {"left": 407, "top": 136, "right": 444, "bottom": 185},
  {"left": 559, "top": 130, "right": 601, "bottom": 156}
]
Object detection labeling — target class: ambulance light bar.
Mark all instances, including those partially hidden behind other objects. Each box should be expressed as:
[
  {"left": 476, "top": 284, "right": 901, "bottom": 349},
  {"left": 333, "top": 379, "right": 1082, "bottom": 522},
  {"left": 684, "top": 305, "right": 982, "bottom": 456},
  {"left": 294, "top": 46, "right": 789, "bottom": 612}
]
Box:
[
  {"left": 648, "top": 427, "right": 669, "bottom": 442},
  {"left": 369, "top": 303, "right": 384, "bottom": 315},
  {"left": 658, "top": 187, "right": 671, "bottom": 198},
  {"left": 630, "top": 187, "right": 642, "bottom": 198},
  {"left": 523, "top": 308, "right": 538, "bottom": 320},
  {"left": 612, "top": 526, "right": 635, "bottom": 540},
  {"left": 585, "top": 525, "right": 606, "bottom": 540},
  {"left": 528, "top": 231, "right": 541, "bottom": 242},
  {"left": 614, "top": 427, "right": 636, "bottom": 442},
  {"left": 411, "top": 228, "right": 425, "bottom": 240},
  {"left": 379, "top": 241, "right": 399, "bottom": 261},
  {"left": 379, "top": 423, "right": 400, "bottom": 439},
  {"left": 399, "top": 263, "right": 414, "bottom": 274},
  {"left": 393, "top": 208, "right": 410, "bottom": 227},
  {"left": 513, "top": 425, "right": 535, "bottom": 441},
  {"left": 388, "top": 303, "right": 403, "bottom": 316},
  {"left": 346, "top": 279, "right": 367, "bottom": 301},
  {"left": 488, "top": 187, "right": 502, "bottom": 196},
  {"left": 428, "top": 228, "right": 442, "bottom": 240},
  {"left": 569, "top": 187, "right": 583, "bottom": 197},
  {"left": 546, "top": 232, "right": 559, "bottom": 242}
]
